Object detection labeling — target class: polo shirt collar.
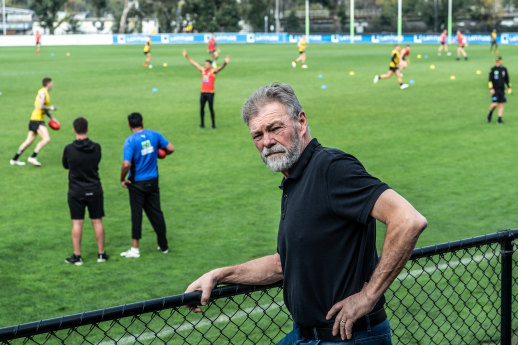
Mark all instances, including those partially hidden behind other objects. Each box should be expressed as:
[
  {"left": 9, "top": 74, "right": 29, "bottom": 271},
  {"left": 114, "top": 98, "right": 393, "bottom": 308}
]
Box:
[{"left": 280, "top": 138, "right": 321, "bottom": 187}]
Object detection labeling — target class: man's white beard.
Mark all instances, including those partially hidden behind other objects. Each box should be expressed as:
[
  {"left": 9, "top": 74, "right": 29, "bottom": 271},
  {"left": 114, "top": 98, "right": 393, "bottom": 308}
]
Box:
[{"left": 261, "top": 130, "right": 301, "bottom": 173}]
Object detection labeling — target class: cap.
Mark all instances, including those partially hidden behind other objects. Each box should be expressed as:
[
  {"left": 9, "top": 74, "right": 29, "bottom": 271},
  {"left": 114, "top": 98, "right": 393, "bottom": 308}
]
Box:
[{"left": 496, "top": 56, "right": 503, "bottom": 62}]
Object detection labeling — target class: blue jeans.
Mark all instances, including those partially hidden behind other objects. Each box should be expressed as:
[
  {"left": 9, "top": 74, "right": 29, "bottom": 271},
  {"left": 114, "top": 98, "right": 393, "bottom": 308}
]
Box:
[{"left": 276, "top": 320, "right": 392, "bottom": 345}]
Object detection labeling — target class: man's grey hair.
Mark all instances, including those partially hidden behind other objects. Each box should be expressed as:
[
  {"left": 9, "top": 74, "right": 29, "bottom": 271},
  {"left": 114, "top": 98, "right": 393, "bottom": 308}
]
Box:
[{"left": 241, "top": 82, "right": 304, "bottom": 126}]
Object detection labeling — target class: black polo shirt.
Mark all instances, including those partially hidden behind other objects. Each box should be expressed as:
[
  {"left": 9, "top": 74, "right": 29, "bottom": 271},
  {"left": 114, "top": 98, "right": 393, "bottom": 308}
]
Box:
[{"left": 277, "top": 138, "right": 390, "bottom": 327}]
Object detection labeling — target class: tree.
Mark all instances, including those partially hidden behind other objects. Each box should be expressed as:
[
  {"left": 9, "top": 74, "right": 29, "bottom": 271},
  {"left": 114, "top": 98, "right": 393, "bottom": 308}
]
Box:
[
  {"left": 285, "top": 10, "right": 301, "bottom": 33},
  {"left": 65, "top": 17, "right": 82, "bottom": 33},
  {"left": 32, "top": 0, "right": 69, "bottom": 34},
  {"left": 90, "top": 0, "right": 107, "bottom": 17},
  {"left": 216, "top": 0, "right": 241, "bottom": 32},
  {"left": 240, "top": 0, "right": 272, "bottom": 32},
  {"left": 181, "top": 0, "right": 240, "bottom": 32}
]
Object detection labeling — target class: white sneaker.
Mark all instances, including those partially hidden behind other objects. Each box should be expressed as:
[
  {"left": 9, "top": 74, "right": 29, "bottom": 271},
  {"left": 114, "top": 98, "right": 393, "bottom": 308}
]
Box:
[
  {"left": 373, "top": 75, "right": 379, "bottom": 84},
  {"left": 301, "top": 64, "right": 308, "bottom": 69},
  {"left": 400, "top": 84, "right": 409, "bottom": 90},
  {"left": 10, "top": 159, "right": 26, "bottom": 166},
  {"left": 120, "top": 248, "right": 140, "bottom": 258},
  {"left": 291, "top": 61, "right": 296, "bottom": 68},
  {"left": 28, "top": 157, "right": 41, "bottom": 166},
  {"left": 157, "top": 246, "right": 168, "bottom": 254}
]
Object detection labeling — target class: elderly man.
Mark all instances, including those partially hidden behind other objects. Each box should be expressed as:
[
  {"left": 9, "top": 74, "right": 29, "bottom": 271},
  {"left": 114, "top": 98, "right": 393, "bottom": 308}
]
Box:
[{"left": 185, "top": 83, "right": 427, "bottom": 344}]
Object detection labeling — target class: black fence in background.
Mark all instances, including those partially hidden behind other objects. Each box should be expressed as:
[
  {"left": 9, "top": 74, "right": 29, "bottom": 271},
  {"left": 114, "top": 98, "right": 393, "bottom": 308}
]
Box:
[{"left": 1, "top": 229, "right": 517, "bottom": 345}]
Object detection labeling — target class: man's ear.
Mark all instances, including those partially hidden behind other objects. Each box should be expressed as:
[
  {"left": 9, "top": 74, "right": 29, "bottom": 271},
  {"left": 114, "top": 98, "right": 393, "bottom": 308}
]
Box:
[{"left": 297, "top": 112, "right": 308, "bottom": 133}]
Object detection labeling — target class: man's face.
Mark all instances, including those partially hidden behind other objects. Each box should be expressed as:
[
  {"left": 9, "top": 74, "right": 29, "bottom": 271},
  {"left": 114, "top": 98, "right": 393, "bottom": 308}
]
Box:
[
  {"left": 205, "top": 61, "right": 212, "bottom": 69},
  {"left": 248, "top": 102, "right": 302, "bottom": 173},
  {"left": 47, "top": 81, "right": 53, "bottom": 91},
  {"left": 496, "top": 60, "right": 502, "bottom": 66}
]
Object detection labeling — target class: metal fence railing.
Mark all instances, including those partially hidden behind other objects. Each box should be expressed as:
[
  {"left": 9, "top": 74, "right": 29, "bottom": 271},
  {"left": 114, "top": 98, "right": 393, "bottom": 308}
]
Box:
[{"left": 1, "top": 229, "right": 517, "bottom": 345}]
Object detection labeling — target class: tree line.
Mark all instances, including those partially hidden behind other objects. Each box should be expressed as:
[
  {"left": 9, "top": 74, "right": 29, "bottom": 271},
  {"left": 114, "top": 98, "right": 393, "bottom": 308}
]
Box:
[{"left": 6, "top": 0, "right": 518, "bottom": 34}]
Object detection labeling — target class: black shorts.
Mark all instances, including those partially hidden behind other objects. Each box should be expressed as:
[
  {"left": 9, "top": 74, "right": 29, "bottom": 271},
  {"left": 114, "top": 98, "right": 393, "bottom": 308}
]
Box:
[
  {"left": 29, "top": 120, "right": 45, "bottom": 132},
  {"left": 68, "top": 192, "right": 105, "bottom": 220},
  {"left": 491, "top": 90, "right": 507, "bottom": 103},
  {"left": 389, "top": 66, "right": 398, "bottom": 72},
  {"left": 209, "top": 50, "right": 216, "bottom": 54},
  {"left": 299, "top": 50, "right": 305, "bottom": 55},
  {"left": 441, "top": 42, "right": 446, "bottom": 45},
  {"left": 144, "top": 51, "right": 150, "bottom": 55}
]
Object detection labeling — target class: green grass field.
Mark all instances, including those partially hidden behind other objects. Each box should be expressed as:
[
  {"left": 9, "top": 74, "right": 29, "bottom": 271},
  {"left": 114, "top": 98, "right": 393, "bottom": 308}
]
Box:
[{"left": 1, "top": 42, "right": 517, "bottom": 332}]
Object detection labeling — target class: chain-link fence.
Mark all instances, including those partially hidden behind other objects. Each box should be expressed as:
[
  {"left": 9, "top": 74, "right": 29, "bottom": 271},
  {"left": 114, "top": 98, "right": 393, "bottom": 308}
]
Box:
[{"left": 1, "top": 229, "right": 517, "bottom": 345}]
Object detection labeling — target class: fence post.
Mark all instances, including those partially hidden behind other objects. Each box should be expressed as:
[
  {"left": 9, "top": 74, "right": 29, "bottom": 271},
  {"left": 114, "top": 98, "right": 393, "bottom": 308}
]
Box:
[{"left": 501, "top": 235, "right": 514, "bottom": 345}]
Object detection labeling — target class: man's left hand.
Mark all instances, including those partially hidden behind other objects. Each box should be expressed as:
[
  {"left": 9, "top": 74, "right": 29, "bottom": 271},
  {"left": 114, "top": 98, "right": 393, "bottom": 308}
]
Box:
[{"left": 325, "top": 290, "right": 375, "bottom": 341}]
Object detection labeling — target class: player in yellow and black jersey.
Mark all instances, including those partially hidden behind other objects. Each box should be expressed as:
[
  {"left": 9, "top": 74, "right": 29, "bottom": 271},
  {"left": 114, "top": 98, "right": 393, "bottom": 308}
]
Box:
[
  {"left": 10, "top": 77, "right": 58, "bottom": 166},
  {"left": 291, "top": 34, "right": 308, "bottom": 69},
  {"left": 490, "top": 29, "right": 498, "bottom": 54},
  {"left": 143, "top": 36, "right": 152, "bottom": 68},
  {"left": 373, "top": 45, "right": 408, "bottom": 90}
]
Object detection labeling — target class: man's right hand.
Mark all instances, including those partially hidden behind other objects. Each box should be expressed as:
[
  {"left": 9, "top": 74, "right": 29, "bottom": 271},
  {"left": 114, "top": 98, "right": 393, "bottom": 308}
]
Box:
[
  {"left": 121, "top": 180, "right": 131, "bottom": 189},
  {"left": 184, "top": 271, "right": 219, "bottom": 312}
]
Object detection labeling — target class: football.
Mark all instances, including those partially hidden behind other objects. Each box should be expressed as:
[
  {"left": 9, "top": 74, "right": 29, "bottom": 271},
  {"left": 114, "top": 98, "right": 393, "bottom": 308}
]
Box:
[
  {"left": 158, "top": 148, "right": 166, "bottom": 159},
  {"left": 48, "top": 119, "right": 60, "bottom": 130}
]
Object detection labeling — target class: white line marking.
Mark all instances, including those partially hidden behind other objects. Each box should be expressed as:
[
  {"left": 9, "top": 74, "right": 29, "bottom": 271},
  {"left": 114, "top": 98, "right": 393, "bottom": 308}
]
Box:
[
  {"left": 99, "top": 303, "right": 283, "bottom": 345},
  {"left": 100, "top": 252, "right": 498, "bottom": 344},
  {"left": 397, "top": 252, "right": 497, "bottom": 280}
]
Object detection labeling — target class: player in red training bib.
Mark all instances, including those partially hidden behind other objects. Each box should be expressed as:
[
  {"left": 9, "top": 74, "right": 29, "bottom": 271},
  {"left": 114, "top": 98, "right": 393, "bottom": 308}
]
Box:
[
  {"left": 35, "top": 31, "right": 41, "bottom": 56},
  {"left": 399, "top": 45, "right": 411, "bottom": 73},
  {"left": 183, "top": 49, "right": 230, "bottom": 129},
  {"left": 437, "top": 29, "right": 450, "bottom": 56},
  {"left": 207, "top": 33, "right": 220, "bottom": 68},
  {"left": 455, "top": 30, "right": 468, "bottom": 61}
]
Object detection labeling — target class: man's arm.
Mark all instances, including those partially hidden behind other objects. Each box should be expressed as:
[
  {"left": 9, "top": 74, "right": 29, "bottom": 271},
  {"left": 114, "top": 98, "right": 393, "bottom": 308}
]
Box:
[
  {"left": 38, "top": 90, "right": 56, "bottom": 115},
  {"left": 326, "top": 189, "right": 427, "bottom": 340},
  {"left": 164, "top": 143, "right": 175, "bottom": 155},
  {"left": 182, "top": 49, "right": 204, "bottom": 72},
  {"left": 213, "top": 56, "right": 230, "bottom": 74},
  {"left": 185, "top": 253, "right": 283, "bottom": 312},
  {"left": 62, "top": 147, "right": 69, "bottom": 170},
  {"left": 505, "top": 68, "right": 512, "bottom": 93},
  {"left": 120, "top": 160, "right": 131, "bottom": 188}
]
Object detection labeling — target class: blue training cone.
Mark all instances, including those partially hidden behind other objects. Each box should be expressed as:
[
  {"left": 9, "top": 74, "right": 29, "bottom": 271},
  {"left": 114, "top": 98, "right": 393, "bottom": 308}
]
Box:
[
  {"left": 321, "top": 85, "right": 327, "bottom": 90},
  {"left": 318, "top": 74, "right": 323, "bottom": 79},
  {"left": 409, "top": 80, "right": 415, "bottom": 84},
  {"left": 152, "top": 88, "right": 158, "bottom": 92}
]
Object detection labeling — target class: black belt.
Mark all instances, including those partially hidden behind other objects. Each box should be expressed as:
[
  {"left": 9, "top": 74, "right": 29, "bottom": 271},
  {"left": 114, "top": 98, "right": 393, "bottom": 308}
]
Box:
[{"left": 298, "top": 308, "right": 387, "bottom": 342}]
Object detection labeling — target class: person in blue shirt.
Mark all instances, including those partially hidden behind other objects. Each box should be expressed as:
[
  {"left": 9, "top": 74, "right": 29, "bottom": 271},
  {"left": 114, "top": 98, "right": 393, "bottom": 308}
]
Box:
[{"left": 120, "top": 112, "right": 175, "bottom": 258}]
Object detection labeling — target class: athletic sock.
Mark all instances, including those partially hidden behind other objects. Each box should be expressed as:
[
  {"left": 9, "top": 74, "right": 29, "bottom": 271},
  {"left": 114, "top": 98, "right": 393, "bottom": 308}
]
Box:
[
  {"left": 31, "top": 152, "right": 38, "bottom": 158},
  {"left": 131, "top": 247, "right": 140, "bottom": 253},
  {"left": 487, "top": 111, "right": 493, "bottom": 122},
  {"left": 12, "top": 153, "right": 21, "bottom": 161}
]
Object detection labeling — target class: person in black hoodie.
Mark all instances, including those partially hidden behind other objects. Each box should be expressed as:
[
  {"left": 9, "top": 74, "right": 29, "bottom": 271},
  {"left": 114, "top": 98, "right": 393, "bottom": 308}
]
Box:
[{"left": 62, "top": 117, "right": 108, "bottom": 265}]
